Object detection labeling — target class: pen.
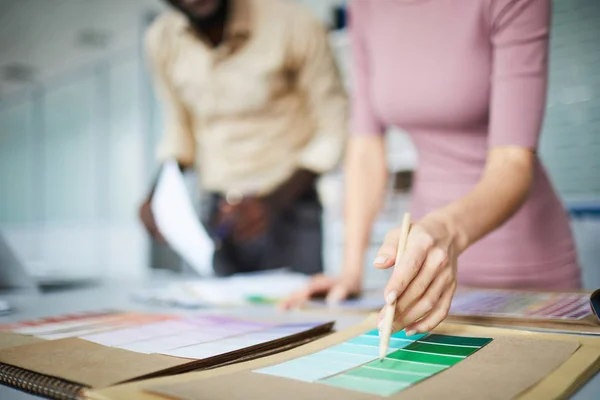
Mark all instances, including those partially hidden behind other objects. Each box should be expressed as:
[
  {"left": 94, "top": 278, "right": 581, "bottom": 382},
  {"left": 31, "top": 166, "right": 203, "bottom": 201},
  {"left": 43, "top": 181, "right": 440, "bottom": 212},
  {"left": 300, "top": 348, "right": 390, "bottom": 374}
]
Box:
[{"left": 379, "top": 212, "right": 411, "bottom": 360}]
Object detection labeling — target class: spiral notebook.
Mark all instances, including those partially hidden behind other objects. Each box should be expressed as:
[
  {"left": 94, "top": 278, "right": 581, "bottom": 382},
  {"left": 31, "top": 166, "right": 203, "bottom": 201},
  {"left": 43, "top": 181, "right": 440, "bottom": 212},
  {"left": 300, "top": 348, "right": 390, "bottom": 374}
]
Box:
[{"left": 0, "top": 312, "right": 333, "bottom": 400}]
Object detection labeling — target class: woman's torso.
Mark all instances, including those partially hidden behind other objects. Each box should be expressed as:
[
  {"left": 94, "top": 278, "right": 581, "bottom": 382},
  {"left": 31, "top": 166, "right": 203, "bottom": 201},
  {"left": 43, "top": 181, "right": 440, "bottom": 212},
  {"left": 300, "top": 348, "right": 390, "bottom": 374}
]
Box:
[{"left": 358, "top": 0, "right": 580, "bottom": 289}]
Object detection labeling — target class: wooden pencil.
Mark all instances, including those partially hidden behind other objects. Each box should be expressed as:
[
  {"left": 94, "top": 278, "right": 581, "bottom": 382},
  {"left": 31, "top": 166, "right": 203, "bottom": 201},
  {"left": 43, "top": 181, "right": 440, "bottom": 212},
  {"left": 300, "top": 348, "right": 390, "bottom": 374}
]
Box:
[{"left": 379, "top": 212, "right": 411, "bottom": 359}]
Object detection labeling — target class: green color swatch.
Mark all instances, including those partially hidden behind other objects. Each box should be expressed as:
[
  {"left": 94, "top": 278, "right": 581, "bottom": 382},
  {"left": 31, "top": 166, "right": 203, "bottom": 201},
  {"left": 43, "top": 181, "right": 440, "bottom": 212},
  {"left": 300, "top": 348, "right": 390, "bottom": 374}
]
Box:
[
  {"left": 403, "top": 341, "right": 478, "bottom": 357},
  {"left": 420, "top": 334, "right": 492, "bottom": 347},
  {"left": 386, "top": 349, "right": 463, "bottom": 366},
  {"left": 256, "top": 329, "right": 492, "bottom": 397}
]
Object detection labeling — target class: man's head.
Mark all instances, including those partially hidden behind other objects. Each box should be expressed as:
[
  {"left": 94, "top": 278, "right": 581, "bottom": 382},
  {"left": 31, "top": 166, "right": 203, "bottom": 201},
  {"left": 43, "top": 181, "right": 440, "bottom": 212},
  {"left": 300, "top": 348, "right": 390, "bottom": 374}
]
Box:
[{"left": 166, "top": 0, "right": 224, "bottom": 21}]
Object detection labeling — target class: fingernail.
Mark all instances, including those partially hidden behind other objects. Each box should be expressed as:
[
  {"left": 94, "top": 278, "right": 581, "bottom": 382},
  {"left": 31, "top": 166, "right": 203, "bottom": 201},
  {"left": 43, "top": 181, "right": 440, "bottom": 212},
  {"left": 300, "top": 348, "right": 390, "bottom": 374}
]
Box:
[
  {"left": 373, "top": 256, "right": 387, "bottom": 266},
  {"left": 386, "top": 291, "right": 397, "bottom": 305},
  {"left": 406, "top": 330, "right": 416, "bottom": 337}
]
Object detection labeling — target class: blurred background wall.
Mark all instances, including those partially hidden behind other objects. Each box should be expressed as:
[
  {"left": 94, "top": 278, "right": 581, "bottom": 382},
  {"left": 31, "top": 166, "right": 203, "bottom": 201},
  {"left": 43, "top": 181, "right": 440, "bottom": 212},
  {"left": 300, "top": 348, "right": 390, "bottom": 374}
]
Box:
[{"left": 0, "top": 0, "right": 598, "bottom": 288}]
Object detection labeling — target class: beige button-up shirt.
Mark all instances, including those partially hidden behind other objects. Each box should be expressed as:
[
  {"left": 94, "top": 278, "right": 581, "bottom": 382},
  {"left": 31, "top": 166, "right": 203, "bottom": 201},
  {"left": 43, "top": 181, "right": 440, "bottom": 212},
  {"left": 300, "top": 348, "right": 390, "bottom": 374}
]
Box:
[{"left": 146, "top": 0, "right": 348, "bottom": 196}]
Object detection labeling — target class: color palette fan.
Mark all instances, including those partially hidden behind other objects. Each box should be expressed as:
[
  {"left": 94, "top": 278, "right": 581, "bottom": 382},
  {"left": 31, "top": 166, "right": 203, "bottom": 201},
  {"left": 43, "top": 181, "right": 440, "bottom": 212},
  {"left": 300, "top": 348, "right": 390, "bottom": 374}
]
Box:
[
  {"left": 449, "top": 289, "right": 592, "bottom": 321},
  {"left": 256, "top": 329, "right": 491, "bottom": 396}
]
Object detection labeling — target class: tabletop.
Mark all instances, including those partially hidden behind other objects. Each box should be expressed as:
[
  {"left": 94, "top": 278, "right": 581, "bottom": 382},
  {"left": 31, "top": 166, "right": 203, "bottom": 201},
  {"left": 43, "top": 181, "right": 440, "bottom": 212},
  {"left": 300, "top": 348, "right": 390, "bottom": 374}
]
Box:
[{"left": 0, "top": 276, "right": 598, "bottom": 400}]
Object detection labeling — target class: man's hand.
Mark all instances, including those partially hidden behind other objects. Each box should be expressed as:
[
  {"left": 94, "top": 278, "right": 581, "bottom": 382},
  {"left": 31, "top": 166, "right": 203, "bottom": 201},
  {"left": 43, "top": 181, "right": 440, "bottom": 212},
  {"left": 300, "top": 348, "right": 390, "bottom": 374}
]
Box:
[
  {"left": 218, "top": 197, "right": 271, "bottom": 242},
  {"left": 279, "top": 274, "right": 361, "bottom": 310},
  {"left": 139, "top": 198, "right": 166, "bottom": 243}
]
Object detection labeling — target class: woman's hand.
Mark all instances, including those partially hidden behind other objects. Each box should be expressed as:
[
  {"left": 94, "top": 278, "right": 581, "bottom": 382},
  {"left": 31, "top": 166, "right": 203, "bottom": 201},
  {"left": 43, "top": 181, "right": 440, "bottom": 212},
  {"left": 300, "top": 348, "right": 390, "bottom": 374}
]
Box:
[
  {"left": 376, "top": 214, "right": 459, "bottom": 335},
  {"left": 279, "top": 274, "right": 361, "bottom": 310}
]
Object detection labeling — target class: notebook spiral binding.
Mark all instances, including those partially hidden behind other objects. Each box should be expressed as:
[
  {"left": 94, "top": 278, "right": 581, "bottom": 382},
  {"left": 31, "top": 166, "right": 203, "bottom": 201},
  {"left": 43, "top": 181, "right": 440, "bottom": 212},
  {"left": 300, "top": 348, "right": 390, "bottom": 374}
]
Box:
[{"left": 0, "top": 362, "right": 87, "bottom": 400}]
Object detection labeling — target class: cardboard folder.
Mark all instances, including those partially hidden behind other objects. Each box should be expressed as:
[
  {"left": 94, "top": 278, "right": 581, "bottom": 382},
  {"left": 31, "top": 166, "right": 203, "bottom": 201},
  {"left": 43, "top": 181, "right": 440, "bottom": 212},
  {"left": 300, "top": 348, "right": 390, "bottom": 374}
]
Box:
[
  {"left": 85, "top": 315, "right": 600, "bottom": 400},
  {"left": 0, "top": 317, "right": 333, "bottom": 400}
]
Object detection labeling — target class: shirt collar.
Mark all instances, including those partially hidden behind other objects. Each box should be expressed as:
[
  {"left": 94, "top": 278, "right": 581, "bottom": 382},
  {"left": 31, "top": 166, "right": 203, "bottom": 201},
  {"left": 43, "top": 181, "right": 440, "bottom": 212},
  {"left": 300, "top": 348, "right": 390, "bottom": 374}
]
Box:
[{"left": 174, "top": 0, "right": 252, "bottom": 43}]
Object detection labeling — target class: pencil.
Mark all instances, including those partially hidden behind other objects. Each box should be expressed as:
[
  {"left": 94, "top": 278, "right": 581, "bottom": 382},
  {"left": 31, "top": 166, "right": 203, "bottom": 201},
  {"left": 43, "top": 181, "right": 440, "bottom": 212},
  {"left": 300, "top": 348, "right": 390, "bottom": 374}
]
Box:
[{"left": 379, "top": 212, "right": 411, "bottom": 360}]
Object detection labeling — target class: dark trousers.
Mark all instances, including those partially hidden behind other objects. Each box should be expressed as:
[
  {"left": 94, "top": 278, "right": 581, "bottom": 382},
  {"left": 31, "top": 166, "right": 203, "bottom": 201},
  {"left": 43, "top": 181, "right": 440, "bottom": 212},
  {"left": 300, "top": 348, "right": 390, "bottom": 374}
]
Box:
[{"left": 203, "top": 189, "right": 324, "bottom": 277}]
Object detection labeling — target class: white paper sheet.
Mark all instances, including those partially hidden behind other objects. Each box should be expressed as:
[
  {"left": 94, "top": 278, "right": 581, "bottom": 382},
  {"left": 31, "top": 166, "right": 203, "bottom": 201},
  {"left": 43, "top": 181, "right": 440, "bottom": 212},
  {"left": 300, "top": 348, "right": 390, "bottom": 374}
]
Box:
[
  {"left": 131, "top": 270, "right": 310, "bottom": 308},
  {"left": 180, "top": 270, "right": 310, "bottom": 305},
  {"left": 151, "top": 161, "right": 214, "bottom": 276}
]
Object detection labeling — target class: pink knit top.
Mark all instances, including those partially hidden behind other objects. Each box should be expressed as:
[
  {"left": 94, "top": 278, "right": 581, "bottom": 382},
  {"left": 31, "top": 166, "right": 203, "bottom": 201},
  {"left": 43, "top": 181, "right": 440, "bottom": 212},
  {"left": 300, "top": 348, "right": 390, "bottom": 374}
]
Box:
[{"left": 350, "top": 0, "right": 580, "bottom": 289}]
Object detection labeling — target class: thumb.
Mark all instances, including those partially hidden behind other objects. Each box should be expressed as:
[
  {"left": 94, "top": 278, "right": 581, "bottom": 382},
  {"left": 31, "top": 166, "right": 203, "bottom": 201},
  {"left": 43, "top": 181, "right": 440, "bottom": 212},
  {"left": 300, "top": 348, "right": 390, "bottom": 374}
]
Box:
[{"left": 326, "top": 285, "right": 349, "bottom": 305}]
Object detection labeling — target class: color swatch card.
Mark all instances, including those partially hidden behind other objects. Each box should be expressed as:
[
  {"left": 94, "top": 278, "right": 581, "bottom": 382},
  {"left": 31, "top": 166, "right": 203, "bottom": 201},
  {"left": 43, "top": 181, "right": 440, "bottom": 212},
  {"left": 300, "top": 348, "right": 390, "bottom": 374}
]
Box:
[
  {"left": 449, "top": 289, "right": 593, "bottom": 321},
  {"left": 161, "top": 323, "right": 325, "bottom": 359},
  {"left": 0, "top": 311, "right": 176, "bottom": 340},
  {"left": 256, "top": 329, "right": 491, "bottom": 397},
  {"left": 80, "top": 315, "right": 325, "bottom": 360}
]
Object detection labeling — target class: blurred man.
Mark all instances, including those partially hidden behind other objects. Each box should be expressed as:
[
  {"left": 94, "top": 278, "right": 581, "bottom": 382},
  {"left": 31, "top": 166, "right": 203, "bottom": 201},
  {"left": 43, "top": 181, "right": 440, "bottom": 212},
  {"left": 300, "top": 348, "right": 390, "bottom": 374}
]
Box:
[{"left": 139, "top": 0, "right": 347, "bottom": 276}]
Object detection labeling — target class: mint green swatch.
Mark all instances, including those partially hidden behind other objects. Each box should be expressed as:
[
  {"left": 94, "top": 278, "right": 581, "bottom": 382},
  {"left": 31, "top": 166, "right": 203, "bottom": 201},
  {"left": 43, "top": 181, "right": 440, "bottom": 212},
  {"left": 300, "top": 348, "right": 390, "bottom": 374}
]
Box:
[
  {"left": 404, "top": 341, "right": 478, "bottom": 357},
  {"left": 308, "top": 349, "right": 376, "bottom": 365},
  {"left": 257, "top": 357, "right": 350, "bottom": 382},
  {"left": 363, "top": 358, "right": 448, "bottom": 375},
  {"left": 386, "top": 349, "right": 463, "bottom": 366},
  {"left": 323, "top": 374, "right": 410, "bottom": 397},
  {"left": 345, "top": 366, "right": 427, "bottom": 384},
  {"left": 329, "top": 342, "right": 383, "bottom": 357}
]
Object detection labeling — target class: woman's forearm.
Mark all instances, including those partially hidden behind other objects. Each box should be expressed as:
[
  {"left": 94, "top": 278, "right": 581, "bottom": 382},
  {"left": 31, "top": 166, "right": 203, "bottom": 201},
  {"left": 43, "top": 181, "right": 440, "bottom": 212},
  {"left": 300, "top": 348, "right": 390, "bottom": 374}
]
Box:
[
  {"left": 342, "top": 136, "right": 389, "bottom": 282},
  {"left": 431, "top": 147, "right": 535, "bottom": 253}
]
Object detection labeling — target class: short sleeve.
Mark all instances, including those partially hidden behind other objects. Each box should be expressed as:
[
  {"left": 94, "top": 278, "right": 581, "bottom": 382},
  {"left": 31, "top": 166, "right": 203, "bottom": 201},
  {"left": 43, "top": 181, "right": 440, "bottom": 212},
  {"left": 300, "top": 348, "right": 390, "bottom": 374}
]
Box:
[
  {"left": 488, "top": 0, "right": 551, "bottom": 149},
  {"left": 349, "top": 0, "right": 385, "bottom": 136}
]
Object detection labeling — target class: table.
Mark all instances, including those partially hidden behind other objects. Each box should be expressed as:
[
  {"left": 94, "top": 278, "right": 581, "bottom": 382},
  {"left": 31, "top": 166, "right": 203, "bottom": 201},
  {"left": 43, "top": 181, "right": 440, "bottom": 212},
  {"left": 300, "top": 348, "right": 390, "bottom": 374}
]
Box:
[{"left": 0, "top": 277, "right": 598, "bottom": 400}]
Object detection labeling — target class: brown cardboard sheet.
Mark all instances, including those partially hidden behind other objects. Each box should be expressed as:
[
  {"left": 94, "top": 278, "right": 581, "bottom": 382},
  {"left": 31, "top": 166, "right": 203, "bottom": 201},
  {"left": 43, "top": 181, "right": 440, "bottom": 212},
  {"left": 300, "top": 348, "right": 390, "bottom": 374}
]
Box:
[
  {"left": 148, "top": 333, "right": 578, "bottom": 400},
  {"left": 0, "top": 319, "right": 334, "bottom": 392},
  {"left": 0, "top": 331, "right": 45, "bottom": 350},
  {"left": 84, "top": 316, "right": 600, "bottom": 400},
  {"left": 0, "top": 337, "right": 187, "bottom": 388}
]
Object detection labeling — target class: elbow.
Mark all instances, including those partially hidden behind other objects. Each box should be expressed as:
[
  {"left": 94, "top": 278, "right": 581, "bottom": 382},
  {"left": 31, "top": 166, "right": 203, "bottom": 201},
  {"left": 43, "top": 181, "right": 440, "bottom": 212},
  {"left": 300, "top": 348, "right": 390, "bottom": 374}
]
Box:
[{"left": 485, "top": 146, "right": 537, "bottom": 207}]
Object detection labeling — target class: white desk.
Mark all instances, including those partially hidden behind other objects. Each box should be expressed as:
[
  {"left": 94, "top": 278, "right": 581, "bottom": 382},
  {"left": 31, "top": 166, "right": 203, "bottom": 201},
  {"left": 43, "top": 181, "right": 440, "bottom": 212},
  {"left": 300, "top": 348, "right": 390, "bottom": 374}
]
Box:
[{"left": 0, "top": 279, "right": 598, "bottom": 400}]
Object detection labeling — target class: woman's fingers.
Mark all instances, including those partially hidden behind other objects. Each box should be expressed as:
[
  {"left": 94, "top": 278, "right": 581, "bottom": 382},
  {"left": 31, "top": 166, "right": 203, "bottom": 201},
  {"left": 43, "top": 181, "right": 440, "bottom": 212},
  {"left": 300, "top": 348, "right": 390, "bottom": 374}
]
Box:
[
  {"left": 373, "top": 229, "right": 400, "bottom": 269},
  {"left": 383, "top": 230, "right": 434, "bottom": 305},
  {"left": 405, "top": 282, "right": 456, "bottom": 335},
  {"left": 394, "top": 246, "right": 448, "bottom": 313},
  {"left": 392, "top": 269, "right": 451, "bottom": 333}
]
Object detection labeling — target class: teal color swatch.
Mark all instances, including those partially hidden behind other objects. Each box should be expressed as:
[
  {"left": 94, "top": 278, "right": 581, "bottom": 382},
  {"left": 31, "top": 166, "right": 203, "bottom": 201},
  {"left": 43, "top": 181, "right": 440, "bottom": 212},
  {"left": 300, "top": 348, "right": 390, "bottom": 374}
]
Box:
[
  {"left": 255, "top": 329, "right": 492, "bottom": 397},
  {"left": 364, "top": 329, "right": 428, "bottom": 341}
]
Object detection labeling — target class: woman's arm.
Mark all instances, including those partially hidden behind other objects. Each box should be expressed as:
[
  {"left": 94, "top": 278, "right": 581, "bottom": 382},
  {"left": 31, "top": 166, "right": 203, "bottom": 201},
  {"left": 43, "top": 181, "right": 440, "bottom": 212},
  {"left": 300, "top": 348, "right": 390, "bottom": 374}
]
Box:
[
  {"left": 431, "top": 146, "right": 535, "bottom": 254},
  {"left": 334, "top": 136, "right": 389, "bottom": 299},
  {"left": 376, "top": 147, "right": 535, "bottom": 334},
  {"left": 376, "top": 0, "right": 551, "bottom": 335}
]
